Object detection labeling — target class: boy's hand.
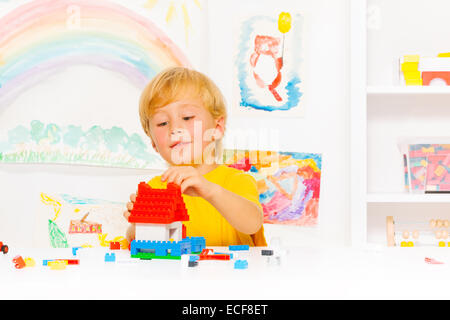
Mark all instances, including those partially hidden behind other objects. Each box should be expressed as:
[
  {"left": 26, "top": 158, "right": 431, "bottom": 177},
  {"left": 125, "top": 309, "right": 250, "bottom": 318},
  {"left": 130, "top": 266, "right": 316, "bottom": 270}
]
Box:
[
  {"left": 123, "top": 193, "right": 136, "bottom": 220},
  {"left": 161, "top": 166, "right": 218, "bottom": 200}
]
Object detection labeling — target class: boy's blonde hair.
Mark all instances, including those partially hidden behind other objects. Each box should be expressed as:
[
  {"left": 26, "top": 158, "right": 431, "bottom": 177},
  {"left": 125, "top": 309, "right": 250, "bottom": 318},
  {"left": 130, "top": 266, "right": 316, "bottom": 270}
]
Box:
[{"left": 139, "top": 67, "right": 227, "bottom": 137}]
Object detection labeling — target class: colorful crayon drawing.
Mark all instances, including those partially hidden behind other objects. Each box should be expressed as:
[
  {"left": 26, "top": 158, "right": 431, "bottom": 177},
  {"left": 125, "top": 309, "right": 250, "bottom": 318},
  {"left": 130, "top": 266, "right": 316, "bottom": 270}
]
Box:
[
  {"left": 36, "top": 192, "right": 129, "bottom": 248},
  {"left": 223, "top": 149, "right": 321, "bottom": 226},
  {"left": 235, "top": 12, "right": 304, "bottom": 115},
  {"left": 407, "top": 144, "right": 450, "bottom": 193},
  {"left": 0, "top": 121, "right": 165, "bottom": 169},
  {"left": 0, "top": 0, "right": 190, "bottom": 168}
]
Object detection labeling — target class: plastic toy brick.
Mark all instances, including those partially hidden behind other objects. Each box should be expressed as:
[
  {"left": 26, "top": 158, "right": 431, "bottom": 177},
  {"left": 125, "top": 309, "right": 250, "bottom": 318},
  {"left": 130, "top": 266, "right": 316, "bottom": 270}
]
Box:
[
  {"left": 110, "top": 242, "right": 121, "bottom": 250},
  {"left": 24, "top": 257, "right": 36, "bottom": 267},
  {"left": 185, "top": 237, "right": 206, "bottom": 253},
  {"left": 188, "top": 261, "right": 198, "bottom": 267},
  {"left": 43, "top": 259, "right": 79, "bottom": 266},
  {"left": 72, "top": 247, "right": 82, "bottom": 256},
  {"left": 105, "top": 253, "right": 116, "bottom": 262},
  {"left": 234, "top": 260, "right": 248, "bottom": 269},
  {"left": 261, "top": 249, "right": 273, "bottom": 256},
  {"left": 48, "top": 260, "right": 67, "bottom": 270},
  {"left": 128, "top": 182, "right": 189, "bottom": 224},
  {"left": 228, "top": 245, "right": 249, "bottom": 251},
  {"left": 130, "top": 238, "right": 192, "bottom": 259},
  {"left": 12, "top": 256, "right": 26, "bottom": 269},
  {"left": 0, "top": 242, "right": 8, "bottom": 254},
  {"left": 198, "top": 248, "right": 231, "bottom": 261}
]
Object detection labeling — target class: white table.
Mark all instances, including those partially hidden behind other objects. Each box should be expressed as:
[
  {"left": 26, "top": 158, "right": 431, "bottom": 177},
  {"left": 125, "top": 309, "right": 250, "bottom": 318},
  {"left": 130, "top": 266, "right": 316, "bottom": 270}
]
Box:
[{"left": 1, "top": 245, "right": 450, "bottom": 299}]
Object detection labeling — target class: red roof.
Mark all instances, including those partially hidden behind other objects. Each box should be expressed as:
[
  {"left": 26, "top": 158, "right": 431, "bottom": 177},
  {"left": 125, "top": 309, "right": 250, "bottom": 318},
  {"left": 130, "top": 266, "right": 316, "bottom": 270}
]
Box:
[{"left": 128, "top": 182, "right": 189, "bottom": 224}]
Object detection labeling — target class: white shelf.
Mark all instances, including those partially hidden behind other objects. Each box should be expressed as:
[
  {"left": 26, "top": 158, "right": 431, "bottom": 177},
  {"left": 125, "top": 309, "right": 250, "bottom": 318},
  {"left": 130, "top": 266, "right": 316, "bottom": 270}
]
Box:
[
  {"left": 367, "top": 193, "right": 450, "bottom": 203},
  {"left": 367, "top": 86, "right": 450, "bottom": 95}
]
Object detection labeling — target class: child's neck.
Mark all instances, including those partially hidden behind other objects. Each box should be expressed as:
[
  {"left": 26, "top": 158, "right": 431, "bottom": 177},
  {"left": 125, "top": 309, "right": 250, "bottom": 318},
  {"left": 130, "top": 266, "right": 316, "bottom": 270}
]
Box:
[{"left": 192, "top": 163, "right": 220, "bottom": 175}]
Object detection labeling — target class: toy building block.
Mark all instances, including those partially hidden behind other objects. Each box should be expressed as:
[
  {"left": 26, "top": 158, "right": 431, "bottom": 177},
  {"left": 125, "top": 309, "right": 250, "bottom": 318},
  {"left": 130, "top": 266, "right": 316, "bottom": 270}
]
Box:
[
  {"left": 72, "top": 247, "right": 82, "bottom": 256},
  {"left": 128, "top": 182, "right": 189, "bottom": 225},
  {"left": 188, "top": 261, "right": 198, "bottom": 267},
  {"left": 261, "top": 249, "right": 273, "bottom": 256},
  {"left": 185, "top": 237, "right": 206, "bottom": 253},
  {"left": 48, "top": 260, "right": 67, "bottom": 270},
  {"left": 105, "top": 253, "right": 116, "bottom": 262},
  {"left": 43, "top": 259, "right": 79, "bottom": 266},
  {"left": 198, "top": 249, "right": 231, "bottom": 261},
  {"left": 0, "top": 242, "right": 8, "bottom": 254},
  {"left": 229, "top": 245, "right": 249, "bottom": 251},
  {"left": 110, "top": 242, "right": 121, "bottom": 250},
  {"left": 24, "top": 257, "right": 36, "bottom": 267},
  {"left": 234, "top": 260, "right": 248, "bottom": 269},
  {"left": 130, "top": 238, "right": 192, "bottom": 260},
  {"left": 12, "top": 256, "right": 26, "bottom": 269},
  {"left": 135, "top": 221, "right": 183, "bottom": 242}
]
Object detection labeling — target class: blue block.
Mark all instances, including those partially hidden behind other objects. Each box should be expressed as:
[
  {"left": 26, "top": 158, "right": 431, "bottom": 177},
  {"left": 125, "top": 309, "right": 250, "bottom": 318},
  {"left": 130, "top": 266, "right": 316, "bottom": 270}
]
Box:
[
  {"left": 72, "top": 247, "right": 82, "bottom": 256},
  {"left": 229, "top": 245, "right": 249, "bottom": 251},
  {"left": 105, "top": 253, "right": 116, "bottom": 262},
  {"left": 131, "top": 239, "right": 193, "bottom": 258},
  {"left": 234, "top": 259, "right": 248, "bottom": 269}
]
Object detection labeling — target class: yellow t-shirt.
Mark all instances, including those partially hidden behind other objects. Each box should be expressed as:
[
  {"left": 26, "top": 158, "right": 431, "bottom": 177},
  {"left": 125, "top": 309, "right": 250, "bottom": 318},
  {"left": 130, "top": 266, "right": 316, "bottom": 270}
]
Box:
[{"left": 147, "top": 165, "right": 267, "bottom": 247}]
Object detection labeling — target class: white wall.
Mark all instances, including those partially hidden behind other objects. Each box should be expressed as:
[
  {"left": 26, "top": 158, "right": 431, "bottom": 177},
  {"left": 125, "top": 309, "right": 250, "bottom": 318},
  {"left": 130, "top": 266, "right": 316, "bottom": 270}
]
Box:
[{"left": 0, "top": 0, "right": 351, "bottom": 248}]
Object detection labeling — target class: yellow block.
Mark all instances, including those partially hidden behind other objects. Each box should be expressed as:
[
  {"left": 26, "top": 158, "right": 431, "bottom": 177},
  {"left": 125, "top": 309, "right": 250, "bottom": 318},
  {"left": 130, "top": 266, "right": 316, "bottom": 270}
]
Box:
[
  {"left": 405, "top": 79, "right": 423, "bottom": 86},
  {"left": 24, "top": 257, "right": 36, "bottom": 267},
  {"left": 439, "top": 241, "right": 446, "bottom": 247},
  {"left": 403, "top": 70, "right": 421, "bottom": 80},
  {"left": 438, "top": 53, "right": 450, "bottom": 58},
  {"left": 400, "top": 241, "right": 407, "bottom": 247},
  {"left": 48, "top": 260, "right": 67, "bottom": 270},
  {"left": 408, "top": 241, "right": 414, "bottom": 247},
  {"left": 401, "top": 62, "right": 419, "bottom": 72}
]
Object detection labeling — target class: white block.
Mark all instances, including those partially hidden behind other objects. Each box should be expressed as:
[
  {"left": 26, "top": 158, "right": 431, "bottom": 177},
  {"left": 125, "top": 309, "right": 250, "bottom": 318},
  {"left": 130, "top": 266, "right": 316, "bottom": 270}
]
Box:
[
  {"left": 135, "top": 223, "right": 168, "bottom": 241},
  {"left": 135, "top": 222, "right": 183, "bottom": 241}
]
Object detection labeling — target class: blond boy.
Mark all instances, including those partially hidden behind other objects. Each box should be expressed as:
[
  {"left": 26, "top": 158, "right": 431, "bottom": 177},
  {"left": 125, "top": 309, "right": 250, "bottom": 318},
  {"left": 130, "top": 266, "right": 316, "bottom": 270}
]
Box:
[{"left": 123, "top": 67, "right": 266, "bottom": 246}]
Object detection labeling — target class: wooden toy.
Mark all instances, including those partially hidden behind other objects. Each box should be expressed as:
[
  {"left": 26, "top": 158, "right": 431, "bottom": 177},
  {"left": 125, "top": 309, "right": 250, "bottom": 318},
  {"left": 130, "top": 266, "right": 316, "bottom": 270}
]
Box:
[{"left": 387, "top": 216, "right": 450, "bottom": 247}]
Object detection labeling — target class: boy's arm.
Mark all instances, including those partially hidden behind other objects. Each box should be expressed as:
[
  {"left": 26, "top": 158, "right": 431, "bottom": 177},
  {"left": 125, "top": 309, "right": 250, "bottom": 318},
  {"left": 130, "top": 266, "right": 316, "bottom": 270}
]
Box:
[
  {"left": 161, "top": 166, "right": 264, "bottom": 235},
  {"left": 204, "top": 180, "right": 264, "bottom": 235}
]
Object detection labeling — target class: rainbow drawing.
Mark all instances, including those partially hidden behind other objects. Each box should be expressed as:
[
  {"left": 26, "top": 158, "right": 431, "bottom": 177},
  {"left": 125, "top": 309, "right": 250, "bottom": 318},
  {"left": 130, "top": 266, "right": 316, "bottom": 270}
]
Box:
[{"left": 0, "top": 0, "right": 191, "bottom": 108}]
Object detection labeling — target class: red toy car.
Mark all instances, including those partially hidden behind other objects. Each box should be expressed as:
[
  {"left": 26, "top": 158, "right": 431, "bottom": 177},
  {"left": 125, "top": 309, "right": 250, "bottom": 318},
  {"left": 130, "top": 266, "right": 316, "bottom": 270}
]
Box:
[{"left": 0, "top": 242, "right": 8, "bottom": 254}]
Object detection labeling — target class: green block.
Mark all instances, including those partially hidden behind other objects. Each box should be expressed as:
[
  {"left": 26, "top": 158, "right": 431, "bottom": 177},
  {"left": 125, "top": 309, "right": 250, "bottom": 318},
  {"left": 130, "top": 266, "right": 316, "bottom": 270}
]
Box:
[{"left": 131, "top": 252, "right": 181, "bottom": 260}]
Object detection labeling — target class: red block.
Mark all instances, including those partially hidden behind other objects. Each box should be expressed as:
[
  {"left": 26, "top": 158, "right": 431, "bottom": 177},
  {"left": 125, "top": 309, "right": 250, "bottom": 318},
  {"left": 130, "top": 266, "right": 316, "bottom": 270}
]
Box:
[
  {"left": 12, "top": 255, "right": 26, "bottom": 269},
  {"left": 128, "top": 182, "right": 189, "bottom": 225},
  {"left": 110, "top": 242, "right": 121, "bottom": 250}
]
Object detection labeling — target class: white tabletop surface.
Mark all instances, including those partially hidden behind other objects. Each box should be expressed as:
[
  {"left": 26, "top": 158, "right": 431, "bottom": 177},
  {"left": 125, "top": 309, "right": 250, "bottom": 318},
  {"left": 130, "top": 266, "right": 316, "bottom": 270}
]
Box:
[{"left": 1, "top": 245, "right": 450, "bottom": 299}]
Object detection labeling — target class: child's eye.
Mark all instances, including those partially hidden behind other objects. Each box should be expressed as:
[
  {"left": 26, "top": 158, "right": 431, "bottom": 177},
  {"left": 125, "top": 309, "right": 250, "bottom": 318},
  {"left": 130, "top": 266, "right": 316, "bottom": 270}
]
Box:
[
  {"left": 183, "top": 116, "right": 195, "bottom": 121},
  {"left": 157, "top": 121, "right": 168, "bottom": 127}
]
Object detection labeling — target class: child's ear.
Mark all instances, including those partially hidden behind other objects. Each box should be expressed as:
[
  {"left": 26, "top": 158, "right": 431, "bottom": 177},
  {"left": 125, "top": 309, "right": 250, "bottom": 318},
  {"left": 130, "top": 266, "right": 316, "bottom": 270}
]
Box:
[{"left": 213, "top": 116, "right": 225, "bottom": 140}]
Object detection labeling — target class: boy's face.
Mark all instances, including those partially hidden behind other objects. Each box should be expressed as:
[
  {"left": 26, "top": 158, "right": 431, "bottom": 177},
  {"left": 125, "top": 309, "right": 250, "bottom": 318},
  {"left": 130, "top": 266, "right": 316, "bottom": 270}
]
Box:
[{"left": 148, "top": 98, "right": 224, "bottom": 165}]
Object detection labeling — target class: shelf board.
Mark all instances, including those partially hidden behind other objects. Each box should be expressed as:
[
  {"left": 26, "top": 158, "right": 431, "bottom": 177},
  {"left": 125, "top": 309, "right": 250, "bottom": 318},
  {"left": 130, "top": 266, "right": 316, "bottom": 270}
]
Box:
[
  {"left": 367, "top": 86, "right": 450, "bottom": 95},
  {"left": 367, "top": 193, "right": 450, "bottom": 203}
]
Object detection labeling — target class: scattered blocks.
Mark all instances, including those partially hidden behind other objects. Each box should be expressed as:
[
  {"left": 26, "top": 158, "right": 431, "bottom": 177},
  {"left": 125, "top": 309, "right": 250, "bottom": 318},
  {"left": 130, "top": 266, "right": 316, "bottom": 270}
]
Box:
[
  {"left": 105, "top": 253, "right": 116, "bottom": 262},
  {"left": 234, "top": 260, "right": 248, "bottom": 269},
  {"left": 229, "top": 245, "right": 249, "bottom": 251}
]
